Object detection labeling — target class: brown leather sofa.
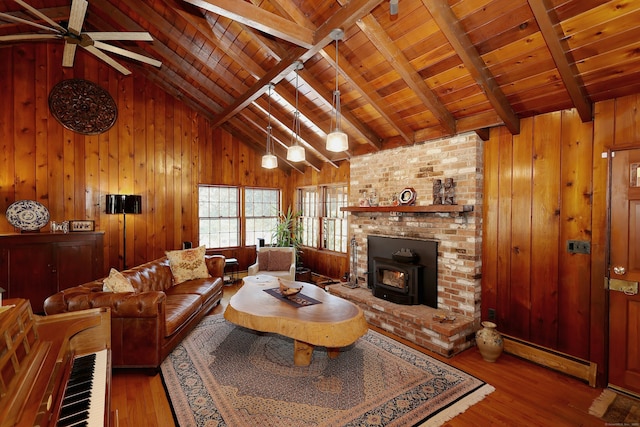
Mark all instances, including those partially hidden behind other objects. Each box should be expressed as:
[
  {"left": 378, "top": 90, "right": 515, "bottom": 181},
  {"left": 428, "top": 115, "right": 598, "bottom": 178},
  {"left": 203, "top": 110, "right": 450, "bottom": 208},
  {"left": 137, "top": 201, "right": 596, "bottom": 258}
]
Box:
[{"left": 44, "top": 255, "right": 224, "bottom": 369}]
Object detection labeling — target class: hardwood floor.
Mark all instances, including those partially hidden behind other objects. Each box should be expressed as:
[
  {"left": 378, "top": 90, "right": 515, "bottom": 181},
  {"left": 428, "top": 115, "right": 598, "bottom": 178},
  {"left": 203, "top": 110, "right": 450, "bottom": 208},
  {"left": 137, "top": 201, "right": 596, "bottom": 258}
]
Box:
[{"left": 111, "top": 282, "right": 606, "bottom": 426}]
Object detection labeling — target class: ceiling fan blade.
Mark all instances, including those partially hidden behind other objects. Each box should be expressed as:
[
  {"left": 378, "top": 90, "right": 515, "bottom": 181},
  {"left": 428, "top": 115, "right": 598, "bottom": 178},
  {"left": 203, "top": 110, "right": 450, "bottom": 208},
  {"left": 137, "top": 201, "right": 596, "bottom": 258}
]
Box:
[
  {"left": 62, "top": 42, "right": 77, "bottom": 67},
  {"left": 83, "top": 44, "right": 131, "bottom": 75},
  {"left": 67, "top": 0, "right": 88, "bottom": 36},
  {"left": 93, "top": 41, "right": 162, "bottom": 68},
  {"left": 0, "top": 33, "right": 60, "bottom": 42},
  {"left": 0, "top": 11, "right": 60, "bottom": 33},
  {"left": 14, "top": 0, "right": 66, "bottom": 33},
  {"left": 85, "top": 32, "right": 154, "bottom": 42}
]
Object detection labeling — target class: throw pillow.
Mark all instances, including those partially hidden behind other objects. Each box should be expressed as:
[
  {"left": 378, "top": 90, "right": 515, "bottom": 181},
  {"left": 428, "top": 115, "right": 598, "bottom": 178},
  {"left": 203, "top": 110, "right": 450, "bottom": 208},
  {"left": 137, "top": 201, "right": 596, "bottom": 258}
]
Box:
[
  {"left": 103, "top": 268, "right": 135, "bottom": 293},
  {"left": 166, "top": 245, "right": 210, "bottom": 284},
  {"left": 268, "top": 250, "right": 292, "bottom": 271},
  {"left": 257, "top": 251, "right": 270, "bottom": 270}
]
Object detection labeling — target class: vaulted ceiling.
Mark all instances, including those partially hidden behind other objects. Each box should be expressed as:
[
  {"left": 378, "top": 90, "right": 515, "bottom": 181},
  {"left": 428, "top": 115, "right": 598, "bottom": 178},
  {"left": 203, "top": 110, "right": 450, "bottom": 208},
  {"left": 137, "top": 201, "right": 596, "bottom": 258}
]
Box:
[{"left": 2, "top": 0, "right": 640, "bottom": 173}]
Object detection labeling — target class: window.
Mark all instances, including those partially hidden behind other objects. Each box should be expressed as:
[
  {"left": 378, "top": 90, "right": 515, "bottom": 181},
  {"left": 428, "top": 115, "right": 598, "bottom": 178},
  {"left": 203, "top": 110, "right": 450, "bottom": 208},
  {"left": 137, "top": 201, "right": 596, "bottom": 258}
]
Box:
[
  {"left": 299, "top": 188, "right": 319, "bottom": 248},
  {"left": 245, "top": 188, "right": 280, "bottom": 246},
  {"left": 297, "top": 184, "right": 348, "bottom": 253},
  {"left": 198, "top": 185, "right": 279, "bottom": 248},
  {"left": 199, "top": 185, "right": 239, "bottom": 248},
  {"left": 322, "top": 185, "right": 348, "bottom": 252}
]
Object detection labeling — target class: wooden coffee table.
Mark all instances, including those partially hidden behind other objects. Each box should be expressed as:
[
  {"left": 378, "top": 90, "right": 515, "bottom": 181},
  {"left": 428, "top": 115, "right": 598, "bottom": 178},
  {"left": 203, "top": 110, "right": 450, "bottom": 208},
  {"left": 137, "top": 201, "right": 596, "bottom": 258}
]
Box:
[{"left": 224, "top": 275, "right": 368, "bottom": 366}]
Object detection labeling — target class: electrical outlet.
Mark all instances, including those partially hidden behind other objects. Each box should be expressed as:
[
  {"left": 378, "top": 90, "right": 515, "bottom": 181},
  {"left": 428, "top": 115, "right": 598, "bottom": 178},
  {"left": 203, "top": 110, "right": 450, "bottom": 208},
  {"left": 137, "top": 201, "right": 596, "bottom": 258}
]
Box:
[
  {"left": 567, "top": 240, "right": 591, "bottom": 254},
  {"left": 488, "top": 308, "right": 496, "bottom": 321}
]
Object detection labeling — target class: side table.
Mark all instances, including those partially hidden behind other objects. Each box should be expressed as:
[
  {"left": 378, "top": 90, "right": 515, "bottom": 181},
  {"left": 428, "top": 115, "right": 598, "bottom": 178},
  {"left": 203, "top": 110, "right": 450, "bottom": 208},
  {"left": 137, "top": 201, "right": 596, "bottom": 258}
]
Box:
[{"left": 224, "top": 258, "right": 239, "bottom": 285}]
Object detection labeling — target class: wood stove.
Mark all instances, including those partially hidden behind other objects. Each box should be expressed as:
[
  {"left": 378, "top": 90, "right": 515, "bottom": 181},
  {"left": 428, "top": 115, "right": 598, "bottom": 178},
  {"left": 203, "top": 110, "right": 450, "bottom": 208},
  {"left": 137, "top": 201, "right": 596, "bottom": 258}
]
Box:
[
  {"left": 367, "top": 236, "right": 438, "bottom": 308},
  {"left": 372, "top": 257, "right": 423, "bottom": 305}
]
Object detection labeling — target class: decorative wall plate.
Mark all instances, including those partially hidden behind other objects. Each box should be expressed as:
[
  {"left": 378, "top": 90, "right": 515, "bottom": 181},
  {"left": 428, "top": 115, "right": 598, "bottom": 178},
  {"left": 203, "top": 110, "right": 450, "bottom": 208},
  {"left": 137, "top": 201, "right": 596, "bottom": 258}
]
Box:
[
  {"left": 6, "top": 200, "right": 50, "bottom": 231},
  {"left": 48, "top": 79, "right": 117, "bottom": 135},
  {"left": 398, "top": 187, "right": 416, "bottom": 205}
]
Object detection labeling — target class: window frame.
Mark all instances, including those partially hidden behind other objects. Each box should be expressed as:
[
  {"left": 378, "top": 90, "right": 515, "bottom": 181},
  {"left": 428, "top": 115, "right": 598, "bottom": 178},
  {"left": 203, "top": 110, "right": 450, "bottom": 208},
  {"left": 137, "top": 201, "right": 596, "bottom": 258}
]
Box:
[
  {"left": 297, "top": 183, "right": 348, "bottom": 254},
  {"left": 198, "top": 184, "right": 280, "bottom": 249}
]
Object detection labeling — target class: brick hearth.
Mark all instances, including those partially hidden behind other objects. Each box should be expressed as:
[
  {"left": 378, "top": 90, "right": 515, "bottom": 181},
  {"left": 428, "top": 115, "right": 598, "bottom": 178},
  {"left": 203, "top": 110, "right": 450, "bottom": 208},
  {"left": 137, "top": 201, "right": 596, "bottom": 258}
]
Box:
[
  {"left": 341, "top": 132, "right": 483, "bottom": 356},
  {"left": 328, "top": 284, "right": 475, "bottom": 357}
]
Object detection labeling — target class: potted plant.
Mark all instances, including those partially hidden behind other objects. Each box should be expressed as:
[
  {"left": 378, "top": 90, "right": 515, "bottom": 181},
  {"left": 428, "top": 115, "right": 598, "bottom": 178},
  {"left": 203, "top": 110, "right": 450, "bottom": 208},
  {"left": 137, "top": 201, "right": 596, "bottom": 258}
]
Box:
[{"left": 272, "top": 206, "right": 303, "bottom": 268}]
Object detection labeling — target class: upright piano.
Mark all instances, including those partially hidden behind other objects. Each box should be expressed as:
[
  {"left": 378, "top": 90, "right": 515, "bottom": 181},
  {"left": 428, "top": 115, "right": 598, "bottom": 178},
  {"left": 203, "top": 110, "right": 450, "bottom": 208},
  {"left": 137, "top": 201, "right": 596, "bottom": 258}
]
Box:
[{"left": 0, "top": 299, "right": 113, "bottom": 427}]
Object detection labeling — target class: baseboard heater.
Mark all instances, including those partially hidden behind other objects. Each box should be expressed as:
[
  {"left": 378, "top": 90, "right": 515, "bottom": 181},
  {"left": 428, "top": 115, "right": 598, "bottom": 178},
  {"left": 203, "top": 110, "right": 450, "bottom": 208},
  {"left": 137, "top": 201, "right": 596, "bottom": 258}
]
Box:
[{"left": 502, "top": 334, "right": 597, "bottom": 387}]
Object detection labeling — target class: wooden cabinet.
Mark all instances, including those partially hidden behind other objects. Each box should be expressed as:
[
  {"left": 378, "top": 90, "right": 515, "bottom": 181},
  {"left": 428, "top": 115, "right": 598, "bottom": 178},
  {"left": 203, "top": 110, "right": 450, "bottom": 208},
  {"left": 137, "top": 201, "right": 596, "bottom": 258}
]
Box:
[{"left": 0, "top": 233, "right": 104, "bottom": 313}]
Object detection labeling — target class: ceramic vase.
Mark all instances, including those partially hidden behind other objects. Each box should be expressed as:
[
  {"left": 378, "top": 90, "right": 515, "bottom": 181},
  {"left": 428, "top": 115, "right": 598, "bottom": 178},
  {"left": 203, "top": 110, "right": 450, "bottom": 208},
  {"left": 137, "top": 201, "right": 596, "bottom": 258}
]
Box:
[{"left": 475, "top": 321, "right": 504, "bottom": 362}]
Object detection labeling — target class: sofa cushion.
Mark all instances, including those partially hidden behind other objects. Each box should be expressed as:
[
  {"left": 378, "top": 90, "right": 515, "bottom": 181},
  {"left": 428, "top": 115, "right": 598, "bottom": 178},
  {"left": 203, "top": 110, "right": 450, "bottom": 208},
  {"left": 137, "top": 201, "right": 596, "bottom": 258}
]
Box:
[
  {"left": 258, "top": 251, "right": 269, "bottom": 269},
  {"left": 165, "top": 277, "right": 221, "bottom": 305},
  {"left": 268, "top": 250, "right": 292, "bottom": 271},
  {"left": 103, "top": 268, "right": 135, "bottom": 293},
  {"left": 166, "top": 245, "right": 210, "bottom": 284},
  {"left": 164, "top": 294, "right": 201, "bottom": 337}
]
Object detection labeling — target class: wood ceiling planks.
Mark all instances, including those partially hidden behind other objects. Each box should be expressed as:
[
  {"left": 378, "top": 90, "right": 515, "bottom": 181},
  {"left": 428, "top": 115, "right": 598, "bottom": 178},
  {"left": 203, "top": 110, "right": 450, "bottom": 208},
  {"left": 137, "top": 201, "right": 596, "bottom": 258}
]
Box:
[{"left": 2, "top": 0, "right": 640, "bottom": 170}]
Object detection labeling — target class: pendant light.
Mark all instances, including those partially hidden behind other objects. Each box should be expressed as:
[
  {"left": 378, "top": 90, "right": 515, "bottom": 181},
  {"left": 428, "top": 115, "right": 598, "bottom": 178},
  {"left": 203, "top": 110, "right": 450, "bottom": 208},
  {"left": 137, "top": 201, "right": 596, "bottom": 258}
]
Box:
[
  {"left": 326, "top": 28, "right": 349, "bottom": 152},
  {"left": 287, "top": 61, "right": 306, "bottom": 162},
  {"left": 261, "top": 83, "right": 278, "bottom": 169}
]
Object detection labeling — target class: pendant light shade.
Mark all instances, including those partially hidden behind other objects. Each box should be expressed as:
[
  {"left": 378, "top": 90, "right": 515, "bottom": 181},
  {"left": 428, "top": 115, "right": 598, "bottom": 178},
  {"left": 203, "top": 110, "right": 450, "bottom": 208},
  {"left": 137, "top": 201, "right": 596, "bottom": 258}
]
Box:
[
  {"left": 262, "top": 83, "right": 278, "bottom": 169},
  {"left": 326, "top": 130, "right": 348, "bottom": 152},
  {"left": 287, "top": 61, "right": 305, "bottom": 162},
  {"left": 261, "top": 153, "right": 278, "bottom": 169},
  {"left": 326, "top": 29, "right": 348, "bottom": 152},
  {"left": 286, "top": 144, "right": 306, "bottom": 162}
]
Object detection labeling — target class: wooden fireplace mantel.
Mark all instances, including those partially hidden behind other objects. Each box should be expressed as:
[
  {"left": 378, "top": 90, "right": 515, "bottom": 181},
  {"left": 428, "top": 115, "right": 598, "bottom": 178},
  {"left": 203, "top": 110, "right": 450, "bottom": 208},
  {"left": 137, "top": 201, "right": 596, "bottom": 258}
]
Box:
[{"left": 341, "top": 205, "right": 473, "bottom": 214}]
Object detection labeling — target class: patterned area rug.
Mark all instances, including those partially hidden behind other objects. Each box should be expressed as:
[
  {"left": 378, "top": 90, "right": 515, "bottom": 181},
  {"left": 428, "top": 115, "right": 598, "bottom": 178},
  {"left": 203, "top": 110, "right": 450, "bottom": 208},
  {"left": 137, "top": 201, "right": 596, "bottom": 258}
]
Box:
[
  {"left": 160, "top": 315, "right": 494, "bottom": 427},
  {"left": 589, "top": 389, "right": 640, "bottom": 425}
]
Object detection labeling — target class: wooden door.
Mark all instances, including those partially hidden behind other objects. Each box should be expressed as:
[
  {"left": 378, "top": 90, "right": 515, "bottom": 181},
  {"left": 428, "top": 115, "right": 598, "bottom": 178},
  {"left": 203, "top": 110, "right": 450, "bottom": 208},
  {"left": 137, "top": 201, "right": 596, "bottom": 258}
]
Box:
[{"left": 609, "top": 148, "right": 640, "bottom": 395}]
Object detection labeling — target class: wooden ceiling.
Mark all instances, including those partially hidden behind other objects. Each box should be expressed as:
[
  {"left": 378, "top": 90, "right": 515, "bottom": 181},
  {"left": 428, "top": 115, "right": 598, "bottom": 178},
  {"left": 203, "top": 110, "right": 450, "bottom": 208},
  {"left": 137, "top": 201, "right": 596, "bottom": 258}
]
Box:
[{"left": 2, "top": 0, "right": 640, "bottom": 172}]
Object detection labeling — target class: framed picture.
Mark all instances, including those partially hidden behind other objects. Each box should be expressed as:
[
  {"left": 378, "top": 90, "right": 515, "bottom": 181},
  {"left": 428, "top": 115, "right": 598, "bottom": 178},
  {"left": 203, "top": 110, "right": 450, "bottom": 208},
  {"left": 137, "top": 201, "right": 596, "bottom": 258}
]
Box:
[{"left": 69, "top": 220, "right": 95, "bottom": 232}]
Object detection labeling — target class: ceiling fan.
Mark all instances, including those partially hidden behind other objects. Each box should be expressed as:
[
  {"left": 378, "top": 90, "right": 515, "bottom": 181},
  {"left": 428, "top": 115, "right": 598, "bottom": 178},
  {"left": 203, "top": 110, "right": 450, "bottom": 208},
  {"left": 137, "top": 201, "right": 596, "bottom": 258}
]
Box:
[{"left": 0, "top": 0, "right": 162, "bottom": 75}]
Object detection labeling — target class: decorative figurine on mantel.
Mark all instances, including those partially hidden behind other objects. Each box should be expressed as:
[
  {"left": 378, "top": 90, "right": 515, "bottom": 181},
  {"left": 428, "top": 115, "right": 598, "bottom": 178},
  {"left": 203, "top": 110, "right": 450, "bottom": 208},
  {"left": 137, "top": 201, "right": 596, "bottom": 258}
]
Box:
[
  {"left": 433, "top": 179, "right": 443, "bottom": 204},
  {"left": 444, "top": 178, "right": 455, "bottom": 205}
]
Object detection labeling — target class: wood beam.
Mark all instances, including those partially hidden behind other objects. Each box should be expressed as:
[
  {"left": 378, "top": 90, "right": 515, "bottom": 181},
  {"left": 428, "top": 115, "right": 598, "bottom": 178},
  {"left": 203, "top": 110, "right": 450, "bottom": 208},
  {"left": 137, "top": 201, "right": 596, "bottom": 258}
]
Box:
[
  {"left": 422, "top": 0, "right": 520, "bottom": 135},
  {"left": 528, "top": 0, "right": 592, "bottom": 122},
  {"left": 270, "top": 0, "right": 385, "bottom": 149},
  {"left": 358, "top": 14, "right": 457, "bottom": 135},
  {"left": 319, "top": 45, "right": 411, "bottom": 145},
  {"left": 182, "top": 0, "right": 314, "bottom": 48}
]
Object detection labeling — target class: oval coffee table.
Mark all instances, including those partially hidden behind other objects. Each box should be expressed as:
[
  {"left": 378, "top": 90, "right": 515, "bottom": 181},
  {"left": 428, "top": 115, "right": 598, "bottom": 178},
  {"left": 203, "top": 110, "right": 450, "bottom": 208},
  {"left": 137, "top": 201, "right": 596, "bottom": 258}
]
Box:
[{"left": 224, "top": 275, "right": 368, "bottom": 366}]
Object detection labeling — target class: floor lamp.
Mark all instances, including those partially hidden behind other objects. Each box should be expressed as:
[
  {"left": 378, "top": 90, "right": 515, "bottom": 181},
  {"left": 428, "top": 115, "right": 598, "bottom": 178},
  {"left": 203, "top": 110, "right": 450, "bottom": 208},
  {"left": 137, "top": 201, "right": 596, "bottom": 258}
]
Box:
[{"left": 106, "top": 194, "right": 142, "bottom": 270}]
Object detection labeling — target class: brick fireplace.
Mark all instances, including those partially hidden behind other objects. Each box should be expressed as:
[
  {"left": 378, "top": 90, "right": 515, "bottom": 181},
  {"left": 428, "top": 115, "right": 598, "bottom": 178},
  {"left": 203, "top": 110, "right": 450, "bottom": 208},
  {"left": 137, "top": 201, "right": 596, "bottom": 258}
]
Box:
[{"left": 327, "top": 132, "right": 483, "bottom": 357}]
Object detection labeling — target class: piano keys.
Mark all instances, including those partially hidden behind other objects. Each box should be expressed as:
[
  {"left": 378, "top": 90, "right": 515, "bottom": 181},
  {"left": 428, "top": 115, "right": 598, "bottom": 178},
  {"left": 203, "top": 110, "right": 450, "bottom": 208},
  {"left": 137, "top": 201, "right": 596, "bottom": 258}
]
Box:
[
  {"left": 57, "top": 349, "right": 107, "bottom": 427},
  {"left": 0, "top": 299, "right": 112, "bottom": 427}
]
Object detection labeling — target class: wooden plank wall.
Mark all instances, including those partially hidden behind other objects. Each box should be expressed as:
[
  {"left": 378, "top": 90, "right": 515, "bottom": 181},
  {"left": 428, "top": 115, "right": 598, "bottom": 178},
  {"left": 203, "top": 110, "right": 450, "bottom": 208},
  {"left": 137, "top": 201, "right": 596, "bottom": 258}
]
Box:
[
  {"left": 483, "top": 95, "right": 640, "bottom": 384},
  {"left": 0, "top": 44, "right": 290, "bottom": 275}
]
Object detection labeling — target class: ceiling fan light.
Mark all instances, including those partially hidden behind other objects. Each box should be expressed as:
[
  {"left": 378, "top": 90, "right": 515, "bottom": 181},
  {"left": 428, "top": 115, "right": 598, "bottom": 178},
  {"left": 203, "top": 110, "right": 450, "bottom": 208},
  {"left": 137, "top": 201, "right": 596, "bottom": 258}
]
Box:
[
  {"left": 326, "top": 130, "right": 348, "bottom": 152},
  {"left": 287, "top": 144, "right": 306, "bottom": 162},
  {"left": 261, "top": 153, "right": 278, "bottom": 169}
]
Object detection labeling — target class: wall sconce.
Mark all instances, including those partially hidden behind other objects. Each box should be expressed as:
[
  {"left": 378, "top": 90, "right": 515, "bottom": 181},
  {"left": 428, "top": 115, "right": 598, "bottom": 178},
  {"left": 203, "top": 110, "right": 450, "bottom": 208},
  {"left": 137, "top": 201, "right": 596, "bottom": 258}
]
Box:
[{"left": 106, "top": 194, "right": 142, "bottom": 270}]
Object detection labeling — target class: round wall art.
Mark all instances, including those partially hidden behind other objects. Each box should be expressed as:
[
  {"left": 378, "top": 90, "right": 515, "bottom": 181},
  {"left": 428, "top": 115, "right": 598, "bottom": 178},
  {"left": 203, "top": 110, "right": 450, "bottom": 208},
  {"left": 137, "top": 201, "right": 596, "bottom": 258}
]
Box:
[{"left": 48, "top": 79, "right": 117, "bottom": 135}]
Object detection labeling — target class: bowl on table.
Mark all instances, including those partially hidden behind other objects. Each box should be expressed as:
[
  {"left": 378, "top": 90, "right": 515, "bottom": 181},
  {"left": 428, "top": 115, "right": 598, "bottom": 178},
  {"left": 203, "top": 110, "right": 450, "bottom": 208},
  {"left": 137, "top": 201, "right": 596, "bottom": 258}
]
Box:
[{"left": 278, "top": 278, "right": 303, "bottom": 296}]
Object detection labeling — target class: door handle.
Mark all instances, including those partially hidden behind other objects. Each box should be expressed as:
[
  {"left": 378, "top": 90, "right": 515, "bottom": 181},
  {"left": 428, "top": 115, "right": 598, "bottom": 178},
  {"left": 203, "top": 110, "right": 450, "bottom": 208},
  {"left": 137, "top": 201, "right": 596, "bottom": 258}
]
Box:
[{"left": 613, "top": 266, "right": 626, "bottom": 275}]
